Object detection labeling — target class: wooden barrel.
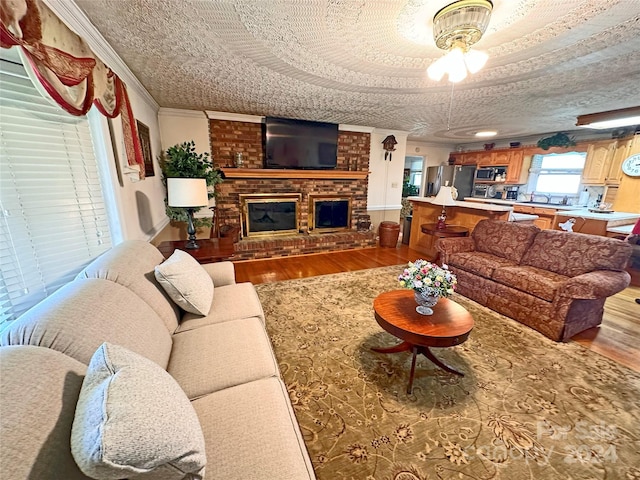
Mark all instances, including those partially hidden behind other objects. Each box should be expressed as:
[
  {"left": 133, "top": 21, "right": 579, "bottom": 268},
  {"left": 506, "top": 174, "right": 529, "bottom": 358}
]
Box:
[{"left": 379, "top": 221, "right": 400, "bottom": 248}]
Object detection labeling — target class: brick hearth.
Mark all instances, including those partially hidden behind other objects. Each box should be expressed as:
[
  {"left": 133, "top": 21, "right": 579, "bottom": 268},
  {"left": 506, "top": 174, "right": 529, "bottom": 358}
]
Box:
[
  {"left": 209, "top": 119, "right": 375, "bottom": 260},
  {"left": 232, "top": 230, "right": 376, "bottom": 261}
]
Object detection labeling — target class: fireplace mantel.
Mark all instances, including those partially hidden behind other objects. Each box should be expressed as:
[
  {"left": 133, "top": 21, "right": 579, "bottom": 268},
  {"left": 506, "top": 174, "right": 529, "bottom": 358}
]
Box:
[{"left": 220, "top": 168, "right": 368, "bottom": 180}]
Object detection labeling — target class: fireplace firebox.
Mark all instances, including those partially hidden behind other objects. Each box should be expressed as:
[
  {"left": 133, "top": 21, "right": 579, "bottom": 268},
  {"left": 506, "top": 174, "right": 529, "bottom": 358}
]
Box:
[
  {"left": 308, "top": 195, "right": 352, "bottom": 233},
  {"left": 240, "top": 194, "right": 301, "bottom": 237}
]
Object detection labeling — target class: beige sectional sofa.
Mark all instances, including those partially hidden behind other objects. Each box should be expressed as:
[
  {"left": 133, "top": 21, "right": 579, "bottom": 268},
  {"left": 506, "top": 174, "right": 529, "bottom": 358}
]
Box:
[
  {"left": 436, "top": 219, "right": 632, "bottom": 341},
  {"left": 0, "top": 240, "right": 315, "bottom": 480}
]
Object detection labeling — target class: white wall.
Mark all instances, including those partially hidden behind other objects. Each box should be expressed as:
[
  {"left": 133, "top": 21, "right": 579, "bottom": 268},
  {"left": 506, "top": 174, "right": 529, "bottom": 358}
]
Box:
[
  {"left": 94, "top": 94, "right": 166, "bottom": 241},
  {"left": 366, "top": 130, "right": 409, "bottom": 229},
  {"left": 158, "top": 108, "right": 212, "bottom": 156},
  {"left": 405, "top": 140, "right": 455, "bottom": 197}
]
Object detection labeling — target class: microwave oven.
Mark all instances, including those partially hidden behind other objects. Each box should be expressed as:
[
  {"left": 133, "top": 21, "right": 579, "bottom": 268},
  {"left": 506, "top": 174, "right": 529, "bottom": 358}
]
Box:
[
  {"left": 473, "top": 184, "right": 503, "bottom": 199},
  {"left": 476, "top": 167, "right": 495, "bottom": 180}
]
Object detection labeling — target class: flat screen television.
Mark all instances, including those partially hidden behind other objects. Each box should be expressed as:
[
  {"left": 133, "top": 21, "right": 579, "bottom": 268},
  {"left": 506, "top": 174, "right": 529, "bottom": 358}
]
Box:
[{"left": 264, "top": 117, "right": 338, "bottom": 169}]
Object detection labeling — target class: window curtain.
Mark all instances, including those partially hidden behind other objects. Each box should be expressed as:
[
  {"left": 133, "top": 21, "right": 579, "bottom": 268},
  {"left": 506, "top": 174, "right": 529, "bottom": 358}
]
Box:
[{"left": 0, "top": 0, "right": 145, "bottom": 179}]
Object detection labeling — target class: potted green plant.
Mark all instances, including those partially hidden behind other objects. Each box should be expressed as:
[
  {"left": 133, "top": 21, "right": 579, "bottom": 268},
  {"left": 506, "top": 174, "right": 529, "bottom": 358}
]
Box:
[{"left": 159, "top": 141, "right": 223, "bottom": 228}]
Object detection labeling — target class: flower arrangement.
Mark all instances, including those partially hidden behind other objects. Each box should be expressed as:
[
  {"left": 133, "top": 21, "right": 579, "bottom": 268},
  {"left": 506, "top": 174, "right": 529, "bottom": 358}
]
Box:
[{"left": 398, "top": 259, "right": 457, "bottom": 298}]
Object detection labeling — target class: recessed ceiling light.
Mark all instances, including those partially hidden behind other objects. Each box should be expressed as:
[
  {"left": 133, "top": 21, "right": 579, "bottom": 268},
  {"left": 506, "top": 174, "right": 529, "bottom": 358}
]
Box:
[{"left": 475, "top": 131, "right": 497, "bottom": 137}]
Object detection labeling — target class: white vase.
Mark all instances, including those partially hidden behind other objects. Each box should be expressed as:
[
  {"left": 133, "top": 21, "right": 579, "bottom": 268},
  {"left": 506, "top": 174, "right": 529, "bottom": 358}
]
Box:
[{"left": 414, "top": 291, "right": 439, "bottom": 315}]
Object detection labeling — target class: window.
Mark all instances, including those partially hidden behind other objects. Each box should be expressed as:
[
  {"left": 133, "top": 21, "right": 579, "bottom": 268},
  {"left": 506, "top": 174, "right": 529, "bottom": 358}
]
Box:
[
  {"left": 530, "top": 152, "right": 587, "bottom": 195},
  {"left": 0, "top": 55, "right": 113, "bottom": 326}
]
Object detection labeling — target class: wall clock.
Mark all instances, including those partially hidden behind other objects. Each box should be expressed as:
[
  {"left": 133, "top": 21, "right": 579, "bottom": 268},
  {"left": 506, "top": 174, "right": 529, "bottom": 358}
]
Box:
[{"left": 622, "top": 153, "right": 640, "bottom": 177}]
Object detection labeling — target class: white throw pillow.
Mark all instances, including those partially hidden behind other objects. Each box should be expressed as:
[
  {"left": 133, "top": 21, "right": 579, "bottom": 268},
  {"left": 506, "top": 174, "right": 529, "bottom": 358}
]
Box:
[
  {"left": 154, "top": 249, "right": 214, "bottom": 315},
  {"left": 71, "top": 342, "right": 206, "bottom": 480}
]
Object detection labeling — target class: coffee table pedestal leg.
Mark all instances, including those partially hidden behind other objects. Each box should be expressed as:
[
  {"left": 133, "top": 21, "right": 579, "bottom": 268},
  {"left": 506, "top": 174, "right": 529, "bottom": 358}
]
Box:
[{"left": 372, "top": 342, "right": 464, "bottom": 394}]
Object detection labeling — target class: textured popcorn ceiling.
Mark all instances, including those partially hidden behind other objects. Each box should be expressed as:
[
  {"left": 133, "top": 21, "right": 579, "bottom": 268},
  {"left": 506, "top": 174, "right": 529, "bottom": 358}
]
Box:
[{"left": 74, "top": 0, "right": 640, "bottom": 144}]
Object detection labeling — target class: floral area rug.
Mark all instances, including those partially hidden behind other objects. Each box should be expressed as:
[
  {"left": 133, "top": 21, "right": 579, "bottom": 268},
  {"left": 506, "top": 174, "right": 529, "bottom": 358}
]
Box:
[{"left": 255, "top": 266, "right": 640, "bottom": 480}]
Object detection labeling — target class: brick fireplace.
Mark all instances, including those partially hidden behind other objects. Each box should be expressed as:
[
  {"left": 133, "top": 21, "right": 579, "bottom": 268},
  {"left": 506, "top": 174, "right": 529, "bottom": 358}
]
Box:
[{"left": 209, "top": 119, "right": 376, "bottom": 260}]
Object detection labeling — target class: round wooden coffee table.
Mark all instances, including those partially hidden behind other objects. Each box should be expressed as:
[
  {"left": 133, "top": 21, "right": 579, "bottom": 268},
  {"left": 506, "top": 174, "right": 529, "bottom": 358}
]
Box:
[{"left": 372, "top": 290, "right": 474, "bottom": 394}]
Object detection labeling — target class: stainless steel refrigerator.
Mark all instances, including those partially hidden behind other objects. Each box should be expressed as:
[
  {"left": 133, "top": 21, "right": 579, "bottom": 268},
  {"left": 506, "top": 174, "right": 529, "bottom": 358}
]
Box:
[
  {"left": 425, "top": 165, "right": 455, "bottom": 196},
  {"left": 424, "top": 164, "right": 476, "bottom": 200},
  {"left": 452, "top": 165, "right": 476, "bottom": 200}
]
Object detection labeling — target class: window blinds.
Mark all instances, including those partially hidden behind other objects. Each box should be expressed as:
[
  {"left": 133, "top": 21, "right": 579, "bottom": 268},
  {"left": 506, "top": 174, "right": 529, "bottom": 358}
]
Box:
[{"left": 0, "top": 59, "right": 113, "bottom": 325}]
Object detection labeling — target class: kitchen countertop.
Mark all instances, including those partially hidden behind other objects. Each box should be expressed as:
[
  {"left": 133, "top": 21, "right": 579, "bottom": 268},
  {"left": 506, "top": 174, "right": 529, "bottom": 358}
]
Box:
[
  {"left": 409, "top": 196, "right": 512, "bottom": 212},
  {"left": 607, "top": 224, "right": 634, "bottom": 235},
  {"left": 464, "top": 197, "right": 582, "bottom": 210},
  {"left": 510, "top": 212, "right": 539, "bottom": 221},
  {"left": 554, "top": 209, "right": 640, "bottom": 222}
]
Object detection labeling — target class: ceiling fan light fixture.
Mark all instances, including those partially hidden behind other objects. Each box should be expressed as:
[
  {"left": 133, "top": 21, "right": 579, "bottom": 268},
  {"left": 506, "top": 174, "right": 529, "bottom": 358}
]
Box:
[
  {"left": 464, "top": 49, "right": 488, "bottom": 73},
  {"left": 432, "top": 0, "right": 493, "bottom": 50},
  {"left": 428, "top": 0, "right": 493, "bottom": 83},
  {"left": 576, "top": 106, "right": 640, "bottom": 129}
]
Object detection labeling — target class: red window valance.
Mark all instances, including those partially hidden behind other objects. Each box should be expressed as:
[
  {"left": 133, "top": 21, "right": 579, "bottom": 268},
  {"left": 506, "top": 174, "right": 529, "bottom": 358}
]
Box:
[{"left": 1, "top": 0, "right": 145, "bottom": 178}]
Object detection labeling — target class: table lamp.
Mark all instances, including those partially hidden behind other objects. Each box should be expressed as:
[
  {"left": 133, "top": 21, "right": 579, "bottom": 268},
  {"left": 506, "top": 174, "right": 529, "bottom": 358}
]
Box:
[
  {"left": 167, "top": 178, "right": 209, "bottom": 249},
  {"left": 431, "top": 185, "right": 457, "bottom": 230}
]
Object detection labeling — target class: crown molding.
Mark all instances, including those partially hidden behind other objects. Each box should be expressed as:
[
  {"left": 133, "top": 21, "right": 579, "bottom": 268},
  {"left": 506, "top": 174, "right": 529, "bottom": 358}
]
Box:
[
  {"left": 42, "top": 0, "right": 159, "bottom": 112},
  {"left": 159, "top": 108, "right": 207, "bottom": 119},
  {"left": 206, "top": 111, "right": 264, "bottom": 123},
  {"left": 339, "top": 124, "right": 375, "bottom": 133},
  {"left": 372, "top": 128, "right": 409, "bottom": 139}
]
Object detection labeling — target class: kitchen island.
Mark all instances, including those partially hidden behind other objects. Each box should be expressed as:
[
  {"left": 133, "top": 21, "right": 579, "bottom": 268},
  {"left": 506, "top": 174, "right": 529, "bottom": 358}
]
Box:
[
  {"left": 553, "top": 209, "right": 640, "bottom": 236},
  {"left": 465, "top": 197, "right": 582, "bottom": 229},
  {"left": 407, "top": 197, "right": 512, "bottom": 260}
]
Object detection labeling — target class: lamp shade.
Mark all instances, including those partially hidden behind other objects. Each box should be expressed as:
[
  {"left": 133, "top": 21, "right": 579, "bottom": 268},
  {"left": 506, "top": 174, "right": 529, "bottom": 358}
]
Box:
[
  {"left": 167, "top": 178, "right": 209, "bottom": 207},
  {"left": 431, "top": 186, "right": 457, "bottom": 206}
]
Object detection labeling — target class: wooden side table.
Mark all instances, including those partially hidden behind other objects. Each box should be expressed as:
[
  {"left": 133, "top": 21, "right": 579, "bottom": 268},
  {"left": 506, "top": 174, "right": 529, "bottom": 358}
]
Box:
[
  {"left": 420, "top": 223, "right": 469, "bottom": 264},
  {"left": 157, "top": 239, "right": 234, "bottom": 264}
]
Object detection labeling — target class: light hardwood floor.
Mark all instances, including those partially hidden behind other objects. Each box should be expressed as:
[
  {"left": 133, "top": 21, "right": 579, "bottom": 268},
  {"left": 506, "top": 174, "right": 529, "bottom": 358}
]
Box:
[{"left": 233, "top": 245, "right": 640, "bottom": 372}]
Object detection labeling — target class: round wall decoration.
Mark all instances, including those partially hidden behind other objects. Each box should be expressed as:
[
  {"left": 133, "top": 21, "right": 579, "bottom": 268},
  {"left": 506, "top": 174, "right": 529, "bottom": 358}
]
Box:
[{"left": 622, "top": 153, "right": 640, "bottom": 177}]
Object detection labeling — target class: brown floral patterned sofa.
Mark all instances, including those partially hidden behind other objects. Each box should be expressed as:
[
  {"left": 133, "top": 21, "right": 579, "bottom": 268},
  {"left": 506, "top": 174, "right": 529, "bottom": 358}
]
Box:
[{"left": 436, "top": 219, "right": 632, "bottom": 341}]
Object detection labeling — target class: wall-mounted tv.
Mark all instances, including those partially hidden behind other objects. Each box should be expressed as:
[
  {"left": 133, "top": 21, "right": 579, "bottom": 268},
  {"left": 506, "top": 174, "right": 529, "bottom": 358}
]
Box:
[{"left": 264, "top": 116, "right": 338, "bottom": 169}]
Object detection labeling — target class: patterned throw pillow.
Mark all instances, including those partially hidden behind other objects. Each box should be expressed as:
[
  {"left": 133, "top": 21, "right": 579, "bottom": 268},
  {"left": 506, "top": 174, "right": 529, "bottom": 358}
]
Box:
[
  {"left": 71, "top": 342, "right": 206, "bottom": 480},
  {"left": 154, "top": 249, "right": 214, "bottom": 315}
]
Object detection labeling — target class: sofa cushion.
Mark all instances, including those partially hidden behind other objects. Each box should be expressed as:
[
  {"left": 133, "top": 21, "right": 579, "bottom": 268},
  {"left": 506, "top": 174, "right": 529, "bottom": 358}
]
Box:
[
  {"left": 492, "top": 265, "right": 569, "bottom": 302},
  {"left": 77, "top": 240, "right": 181, "bottom": 333},
  {"left": 472, "top": 220, "right": 540, "bottom": 264},
  {"left": 448, "top": 251, "right": 519, "bottom": 279},
  {"left": 71, "top": 343, "right": 206, "bottom": 480},
  {"left": 0, "top": 346, "right": 90, "bottom": 480},
  {"left": 169, "top": 317, "right": 279, "bottom": 399},
  {"left": 520, "top": 229, "right": 632, "bottom": 277},
  {"left": 192, "top": 377, "right": 315, "bottom": 480},
  {"left": 155, "top": 249, "right": 214, "bottom": 315},
  {"left": 0, "top": 278, "right": 173, "bottom": 368},
  {"left": 175, "top": 282, "right": 266, "bottom": 332}
]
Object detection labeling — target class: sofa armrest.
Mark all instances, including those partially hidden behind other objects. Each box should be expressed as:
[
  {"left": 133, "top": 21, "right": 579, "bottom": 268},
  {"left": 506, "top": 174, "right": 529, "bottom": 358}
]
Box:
[
  {"left": 201, "top": 261, "right": 236, "bottom": 286},
  {"left": 560, "top": 270, "right": 631, "bottom": 300},
  {"left": 436, "top": 237, "right": 476, "bottom": 263}
]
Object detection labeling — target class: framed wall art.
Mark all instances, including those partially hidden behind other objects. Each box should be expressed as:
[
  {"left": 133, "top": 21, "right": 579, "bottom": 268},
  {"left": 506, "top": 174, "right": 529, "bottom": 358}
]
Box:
[{"left": 136, "top": 120, "right": 154, "bottom": 177}]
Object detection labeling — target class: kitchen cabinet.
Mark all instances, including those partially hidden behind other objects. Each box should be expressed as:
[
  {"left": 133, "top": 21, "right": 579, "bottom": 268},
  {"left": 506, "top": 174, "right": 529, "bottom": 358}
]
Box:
[
  {"left": 512, "top": 204, "right": 558, "bottom": 230},
  {"left": 606, "top": 137, "right": 633, "bottom": 185},
  {"left": 490, "top": 150, "right": 511, "bottom": 166},
  {"left": 462, "top": 152, "right": 481, "bottom": 165},
  {"left": 451, "top": 148, "right": 529, "bottom": 183},
  {"left": 612, "top": 134, "right": 640, "bottom": 213},
  {"left": 582, "top": 140, "right": 615, "bottom": 184},
  {"left": 503, "top": 150, "right": 528, "bottom": 184},
  {"left": 452, "top": 152, "right": 480, "bottom": 165}
]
